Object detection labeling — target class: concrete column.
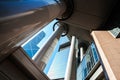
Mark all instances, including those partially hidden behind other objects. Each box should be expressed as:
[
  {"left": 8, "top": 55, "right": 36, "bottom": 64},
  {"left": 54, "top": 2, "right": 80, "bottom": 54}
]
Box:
[
  {"left": 80, "top": 47, "right": 84, "bottom": 61},
  {"left": 65, "top": 36, "right": 75, "bottom": 80}
]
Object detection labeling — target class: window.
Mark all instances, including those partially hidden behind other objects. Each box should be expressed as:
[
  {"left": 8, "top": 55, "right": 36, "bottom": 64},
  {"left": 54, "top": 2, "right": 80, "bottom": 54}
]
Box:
[{"left": 22, "top": 31, "right": 45, "bottom": 58}]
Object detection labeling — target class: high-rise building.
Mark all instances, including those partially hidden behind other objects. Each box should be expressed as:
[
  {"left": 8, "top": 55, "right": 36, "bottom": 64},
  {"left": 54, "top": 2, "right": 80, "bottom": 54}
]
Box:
[
  {"left": 77, "top": 43, "right": 105, "bottom": 80},
  {"left": 22, "top": 31, "right": 45, "bottom": 58},
  {"left": 47, "top": 36, "right": 70, "bottom": 80}
]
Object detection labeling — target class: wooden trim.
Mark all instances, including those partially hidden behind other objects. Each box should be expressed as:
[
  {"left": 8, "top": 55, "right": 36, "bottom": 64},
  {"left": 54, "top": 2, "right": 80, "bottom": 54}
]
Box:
[{"left": 91, "top": 31, "right": 117, "bottom": 80}]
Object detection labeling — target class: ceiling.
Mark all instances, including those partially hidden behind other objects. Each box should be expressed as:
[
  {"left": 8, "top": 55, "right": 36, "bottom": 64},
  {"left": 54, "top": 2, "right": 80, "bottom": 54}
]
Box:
[{"left": 64, "top": 0, "right": 118, "bottom": 43}]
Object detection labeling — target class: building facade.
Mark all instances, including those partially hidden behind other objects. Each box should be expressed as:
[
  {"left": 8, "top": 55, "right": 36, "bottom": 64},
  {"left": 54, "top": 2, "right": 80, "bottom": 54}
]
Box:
[{"left": 47, "top": 36, "right": 70, "bottom": 80}]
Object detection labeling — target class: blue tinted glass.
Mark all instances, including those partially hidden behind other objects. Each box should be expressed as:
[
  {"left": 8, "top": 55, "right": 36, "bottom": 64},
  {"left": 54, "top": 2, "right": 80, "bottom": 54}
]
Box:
[
  {"left": 77, "top": 43, "right": 100, "bottom": 80},
  {"left": 22, "top": 31, "right": 45, "bottom": 58},
  {"left": 91, "top": 43, "right": 99, "bottom": 62}
]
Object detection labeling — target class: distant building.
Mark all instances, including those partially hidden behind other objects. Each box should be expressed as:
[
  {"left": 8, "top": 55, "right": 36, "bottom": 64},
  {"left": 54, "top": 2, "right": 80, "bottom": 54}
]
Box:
[
  {"left": 22, "top": 31, "right": 45, "bottom": 58},
  {"left": 77, "top": 43, "right": 105, "bottom": 80},
  {"left": 47, "top": 36, "right": 70, "bottom": 80}
]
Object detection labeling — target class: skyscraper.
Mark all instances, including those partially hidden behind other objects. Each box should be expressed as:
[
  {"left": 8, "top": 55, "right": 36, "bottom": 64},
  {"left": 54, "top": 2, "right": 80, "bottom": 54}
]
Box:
[
  {"left": 22, "top": 31, "right": 45, "bottom": 58},
  {"left": 47, "top": 36, "right": 70, "bottom": 80}
]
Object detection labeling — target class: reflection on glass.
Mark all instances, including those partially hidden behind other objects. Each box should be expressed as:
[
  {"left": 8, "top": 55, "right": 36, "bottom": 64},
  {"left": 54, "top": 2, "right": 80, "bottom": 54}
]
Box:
[
  {"left": 77, "top": 43, "right": 99, "bottom": 80},
  {"left": 22, "top": 31, "right": 45, "bottom": 58}
]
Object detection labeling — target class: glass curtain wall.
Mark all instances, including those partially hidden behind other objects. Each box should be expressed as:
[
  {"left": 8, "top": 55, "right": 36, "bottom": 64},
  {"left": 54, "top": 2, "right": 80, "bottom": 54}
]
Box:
[{"left": 77, "top": 43, "right": 99, "bottom": 80}]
